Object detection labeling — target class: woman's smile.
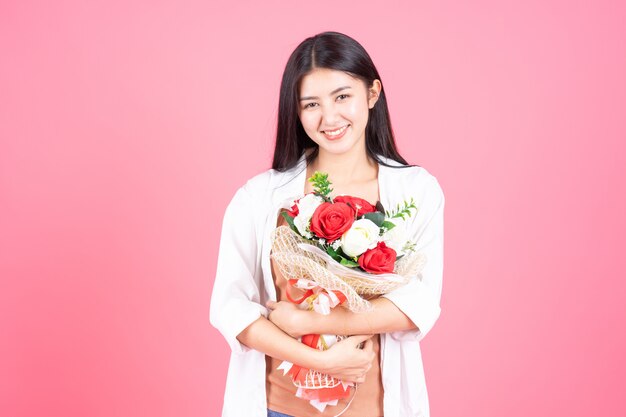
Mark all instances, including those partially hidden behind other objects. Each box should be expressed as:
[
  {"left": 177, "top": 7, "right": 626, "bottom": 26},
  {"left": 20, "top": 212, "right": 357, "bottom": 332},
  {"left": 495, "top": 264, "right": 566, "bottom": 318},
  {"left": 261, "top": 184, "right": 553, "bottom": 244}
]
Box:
[{"left": 322, "top": 124, "right": 350, "bottom": 140}]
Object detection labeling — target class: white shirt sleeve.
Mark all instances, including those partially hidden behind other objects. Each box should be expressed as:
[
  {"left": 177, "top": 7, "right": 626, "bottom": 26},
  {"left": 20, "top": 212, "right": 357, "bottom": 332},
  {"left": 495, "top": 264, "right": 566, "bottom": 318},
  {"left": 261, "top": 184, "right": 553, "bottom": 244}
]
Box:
[
  {"left": 209, "top": 185, "right": 268, "bottom": 354},
  {"left": 382, "top": 175, "right": 445, "bottom": 342}
]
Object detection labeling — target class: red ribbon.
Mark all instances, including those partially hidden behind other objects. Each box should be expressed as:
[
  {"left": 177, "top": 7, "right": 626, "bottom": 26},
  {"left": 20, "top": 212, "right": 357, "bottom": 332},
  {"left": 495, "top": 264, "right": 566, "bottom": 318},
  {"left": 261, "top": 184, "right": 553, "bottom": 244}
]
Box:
[
  {"left": 285, "top": 279, "right": 314, "bottom": 304},
  {"left": 283, "top": 278, "right": 352, "bottom": 405},
  {"left": 286, "top": 279, "right": 348, "bottom": 308},
  {"left": 333, "top": 290, "right": 348, "bottom": 305}
]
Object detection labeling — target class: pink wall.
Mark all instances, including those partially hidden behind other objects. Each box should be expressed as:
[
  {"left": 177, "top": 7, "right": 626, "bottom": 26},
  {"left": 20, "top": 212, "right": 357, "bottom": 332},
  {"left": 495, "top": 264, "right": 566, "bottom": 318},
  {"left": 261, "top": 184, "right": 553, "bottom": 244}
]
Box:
[{"left": 2, "top": 1, "right": 625, "bottom": 416}]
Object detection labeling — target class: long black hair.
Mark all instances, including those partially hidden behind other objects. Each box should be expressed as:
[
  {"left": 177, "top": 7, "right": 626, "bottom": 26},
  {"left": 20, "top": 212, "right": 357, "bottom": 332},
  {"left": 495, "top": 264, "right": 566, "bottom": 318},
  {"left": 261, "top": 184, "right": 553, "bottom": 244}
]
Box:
[{"left": 271, "top": 31, "right": 415, "bottom": 172}]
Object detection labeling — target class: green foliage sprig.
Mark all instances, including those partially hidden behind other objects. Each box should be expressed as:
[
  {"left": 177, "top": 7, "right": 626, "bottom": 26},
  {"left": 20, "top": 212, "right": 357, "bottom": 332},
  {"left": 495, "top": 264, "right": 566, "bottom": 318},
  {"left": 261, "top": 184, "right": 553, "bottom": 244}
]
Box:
[
  {"left": 309, "top": 171, "right": 333, "bottom": 201},
  {"left": 385, "top": 197, "right": 418, "bottom": 220}
]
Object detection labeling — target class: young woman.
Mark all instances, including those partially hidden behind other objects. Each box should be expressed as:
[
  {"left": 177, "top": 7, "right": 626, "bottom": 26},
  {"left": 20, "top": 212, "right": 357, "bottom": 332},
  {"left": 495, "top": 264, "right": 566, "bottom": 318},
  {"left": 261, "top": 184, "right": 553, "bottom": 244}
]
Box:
[{"left": 209, "top": 31, "right": 445, "bottom": 417}]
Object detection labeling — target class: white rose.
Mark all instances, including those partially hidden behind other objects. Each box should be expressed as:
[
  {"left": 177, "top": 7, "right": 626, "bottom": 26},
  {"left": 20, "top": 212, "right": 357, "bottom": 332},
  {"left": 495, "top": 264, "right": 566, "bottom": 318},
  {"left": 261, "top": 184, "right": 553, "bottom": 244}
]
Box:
[
  {"left": 293, "top": 193, "right": 324, "bottom": 238},
  {"left": 382, "top": 217, "right": 409, "bottom": 256},
  {"left": 340, "top": 219, "right": 380, "bottom": 258}
]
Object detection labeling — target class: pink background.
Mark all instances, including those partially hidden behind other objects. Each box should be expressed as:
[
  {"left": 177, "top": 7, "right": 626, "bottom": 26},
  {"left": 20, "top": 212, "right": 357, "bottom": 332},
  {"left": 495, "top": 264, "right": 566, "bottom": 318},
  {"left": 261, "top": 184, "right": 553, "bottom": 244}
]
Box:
[{"left": 2, "top": 1, "right": 625, "bottom": 416}]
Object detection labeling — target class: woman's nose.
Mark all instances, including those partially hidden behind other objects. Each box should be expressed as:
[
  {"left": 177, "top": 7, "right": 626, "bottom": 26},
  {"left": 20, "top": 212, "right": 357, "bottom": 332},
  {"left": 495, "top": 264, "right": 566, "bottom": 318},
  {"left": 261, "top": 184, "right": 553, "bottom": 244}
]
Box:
[{"left": 321, "top": 103, "right": 340, "bottom": 124}]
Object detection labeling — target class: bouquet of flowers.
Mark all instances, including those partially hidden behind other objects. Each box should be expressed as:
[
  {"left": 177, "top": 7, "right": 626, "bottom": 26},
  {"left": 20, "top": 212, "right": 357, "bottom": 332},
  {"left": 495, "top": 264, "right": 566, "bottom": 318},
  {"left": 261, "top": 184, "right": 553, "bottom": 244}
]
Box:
[{"left": 270, "top": 172, "right": 427, "bottom": 413}]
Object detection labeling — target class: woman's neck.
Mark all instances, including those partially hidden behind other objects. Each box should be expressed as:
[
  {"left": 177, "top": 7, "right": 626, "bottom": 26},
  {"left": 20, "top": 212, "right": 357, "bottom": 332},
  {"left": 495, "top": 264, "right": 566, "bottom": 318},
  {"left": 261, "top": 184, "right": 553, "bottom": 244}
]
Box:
[{"left": 306, "top": 147, "right": 378, "bottom": 187}]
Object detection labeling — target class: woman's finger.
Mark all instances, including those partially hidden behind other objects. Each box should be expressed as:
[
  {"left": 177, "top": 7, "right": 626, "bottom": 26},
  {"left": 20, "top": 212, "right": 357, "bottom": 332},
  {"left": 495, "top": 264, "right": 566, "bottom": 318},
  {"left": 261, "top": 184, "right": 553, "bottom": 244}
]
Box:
[
  {"left": 362, "top": 338, "right": 374, "bottom": 352},
  {"left": 266, "top": 300, "right": 276, "bottom": 310},
  {"left": 347, "top": 334, "right": 373, "bottom": 347}
]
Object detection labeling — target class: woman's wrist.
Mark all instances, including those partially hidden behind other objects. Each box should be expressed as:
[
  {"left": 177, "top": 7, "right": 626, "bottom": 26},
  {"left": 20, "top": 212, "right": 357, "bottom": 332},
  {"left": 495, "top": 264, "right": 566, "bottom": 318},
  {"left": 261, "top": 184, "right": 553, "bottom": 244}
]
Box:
[
  {"left": 308, "top": 306, "right": 351, "bottom": 336},
  {"left": 300, "top": 344, "right": 331, "bottom": 372},
  {"left": 306, "top": 310, "right": 327, "bottom": 334}
]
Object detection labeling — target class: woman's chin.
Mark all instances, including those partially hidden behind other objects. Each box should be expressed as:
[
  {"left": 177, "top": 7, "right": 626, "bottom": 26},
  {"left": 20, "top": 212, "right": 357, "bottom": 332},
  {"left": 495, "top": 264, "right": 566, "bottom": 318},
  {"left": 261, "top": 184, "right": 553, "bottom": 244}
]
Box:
[{"left": 317, "top": 139, "right": 366, "bottom": 157}]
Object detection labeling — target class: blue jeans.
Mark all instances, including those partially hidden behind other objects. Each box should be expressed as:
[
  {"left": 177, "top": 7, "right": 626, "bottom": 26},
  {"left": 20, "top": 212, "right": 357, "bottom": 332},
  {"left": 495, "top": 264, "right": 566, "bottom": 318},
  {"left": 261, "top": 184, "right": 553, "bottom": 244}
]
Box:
[{"left": 267, "top": 409, "right": 293, "bottom": 417}]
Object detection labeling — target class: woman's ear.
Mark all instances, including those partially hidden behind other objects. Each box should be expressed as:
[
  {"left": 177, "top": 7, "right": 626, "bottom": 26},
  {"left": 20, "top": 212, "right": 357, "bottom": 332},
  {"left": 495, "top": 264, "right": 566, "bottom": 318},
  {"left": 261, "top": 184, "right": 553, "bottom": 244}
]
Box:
[{"left": 368, "top": 79, "right": 382, "bottom": 109}]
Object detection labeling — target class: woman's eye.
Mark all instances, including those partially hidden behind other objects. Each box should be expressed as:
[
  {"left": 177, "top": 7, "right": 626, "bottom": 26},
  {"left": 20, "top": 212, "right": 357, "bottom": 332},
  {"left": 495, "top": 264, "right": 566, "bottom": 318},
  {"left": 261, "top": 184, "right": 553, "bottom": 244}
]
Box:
[
  {"left": 337, "top": 94, "right": 350, "bottom": 100},
  {"left": 303, "top": 102, "right": 317, "bottom": 109}
]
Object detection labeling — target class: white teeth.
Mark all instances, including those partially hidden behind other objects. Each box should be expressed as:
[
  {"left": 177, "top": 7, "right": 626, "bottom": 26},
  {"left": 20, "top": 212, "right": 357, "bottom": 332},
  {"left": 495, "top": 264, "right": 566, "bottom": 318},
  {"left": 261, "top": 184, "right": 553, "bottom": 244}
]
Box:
[{"left": 324, "top": 125, "right": 348, "bottom": 136}]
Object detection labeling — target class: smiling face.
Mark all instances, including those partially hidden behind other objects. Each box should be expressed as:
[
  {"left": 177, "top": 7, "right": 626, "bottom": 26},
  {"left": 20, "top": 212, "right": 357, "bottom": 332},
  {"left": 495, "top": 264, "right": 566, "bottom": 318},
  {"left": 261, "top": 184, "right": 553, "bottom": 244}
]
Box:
[{"left": 297, "top": 68, "right": 381, "bottom": 158}]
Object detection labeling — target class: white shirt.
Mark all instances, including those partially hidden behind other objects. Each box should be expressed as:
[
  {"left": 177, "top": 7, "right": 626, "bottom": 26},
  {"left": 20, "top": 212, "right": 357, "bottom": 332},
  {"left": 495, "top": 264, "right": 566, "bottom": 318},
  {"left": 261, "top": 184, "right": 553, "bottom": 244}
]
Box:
[{"left": 209, "top": 152, "right": 445, "bottom": 417}]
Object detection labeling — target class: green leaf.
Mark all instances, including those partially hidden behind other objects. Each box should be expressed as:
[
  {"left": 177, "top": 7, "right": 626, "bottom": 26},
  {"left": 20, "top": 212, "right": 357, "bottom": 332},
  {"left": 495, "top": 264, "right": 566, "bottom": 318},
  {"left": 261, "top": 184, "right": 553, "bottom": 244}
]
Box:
[
  {"left": 363, "top": 211, "right": 385, "bottom": 227},
  {"left": 281, "top": 211, "right": 297, "bottom": 233},
  {"left": 339, "top": 257, "right": 360, "bottom": 267},
  {"left": 334, "top": 247, "right": 360, "bottom": 265},
  {"left": 381, "top": 220, "right": 396, "bottom": 231},
  {"left": 326, "top": 245, "right": 343, "bottom": 262}
]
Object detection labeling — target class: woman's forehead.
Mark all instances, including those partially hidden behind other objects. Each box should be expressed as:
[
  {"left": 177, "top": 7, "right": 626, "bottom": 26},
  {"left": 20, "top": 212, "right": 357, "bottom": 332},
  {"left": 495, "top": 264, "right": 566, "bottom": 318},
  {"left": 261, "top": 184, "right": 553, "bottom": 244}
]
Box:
[{"left": 299, "top": 68, "right": 360, "bottom": 96}]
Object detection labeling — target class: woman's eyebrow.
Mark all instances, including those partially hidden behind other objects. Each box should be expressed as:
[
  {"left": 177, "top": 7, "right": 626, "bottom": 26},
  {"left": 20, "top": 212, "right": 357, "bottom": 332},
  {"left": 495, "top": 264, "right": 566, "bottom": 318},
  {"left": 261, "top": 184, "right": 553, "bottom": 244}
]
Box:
[{"left": 299, "top": 86, "right": 352, "bottom": 101}]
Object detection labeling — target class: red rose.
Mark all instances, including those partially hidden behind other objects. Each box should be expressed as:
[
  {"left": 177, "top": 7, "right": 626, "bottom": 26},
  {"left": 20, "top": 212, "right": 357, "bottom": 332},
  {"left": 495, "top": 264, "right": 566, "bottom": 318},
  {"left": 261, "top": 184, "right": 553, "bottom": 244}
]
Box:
[
  {"left": 333, "top": 195, "right": 377, "bottom": 217},
  {"left": 358, "top": 241, "right": 397, "bottom": 274},
  {"left": 309, "top": 202, "right": 355, "bottom": 242}
]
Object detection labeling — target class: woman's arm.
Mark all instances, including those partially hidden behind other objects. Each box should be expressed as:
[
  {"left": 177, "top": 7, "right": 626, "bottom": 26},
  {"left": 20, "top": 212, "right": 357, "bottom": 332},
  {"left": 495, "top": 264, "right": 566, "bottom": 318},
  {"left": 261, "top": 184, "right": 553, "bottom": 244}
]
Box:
[
  {"left": 237, "top": 315, "right": 376, "bottom": 384},
  {"left": 267, "top": 298, "right": 415, "bottom": 338},
  {"left": 210, "top": 186, "right": 376, "bottom": 383}
]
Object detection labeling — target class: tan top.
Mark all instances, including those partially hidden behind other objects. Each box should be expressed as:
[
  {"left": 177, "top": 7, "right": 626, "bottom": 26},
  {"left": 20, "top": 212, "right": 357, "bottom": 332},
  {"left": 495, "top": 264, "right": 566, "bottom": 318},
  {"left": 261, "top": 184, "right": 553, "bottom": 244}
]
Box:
[{"left": 266, "top": 211, "right": 384, "bottom": 417}]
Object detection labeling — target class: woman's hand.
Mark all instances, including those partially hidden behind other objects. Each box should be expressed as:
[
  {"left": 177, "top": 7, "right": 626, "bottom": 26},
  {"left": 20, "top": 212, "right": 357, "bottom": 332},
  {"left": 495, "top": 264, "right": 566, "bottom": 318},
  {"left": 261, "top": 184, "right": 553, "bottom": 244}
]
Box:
[
  {"left": 318, "top": 335, "right": 376, "bottom": 384},
  {"left": 266, "top": 300, "right": 313, "bottom": 338},
  {"left": 266, "top": 301, "right": 376, "bottom": 383}
]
